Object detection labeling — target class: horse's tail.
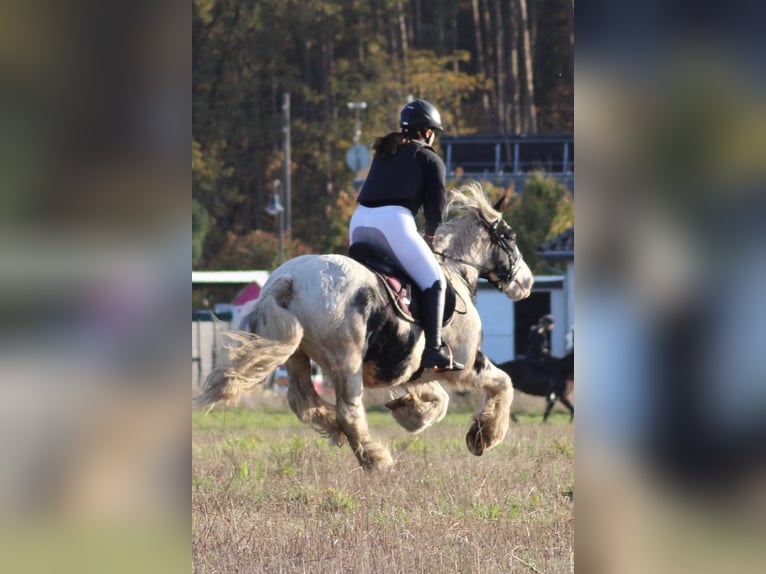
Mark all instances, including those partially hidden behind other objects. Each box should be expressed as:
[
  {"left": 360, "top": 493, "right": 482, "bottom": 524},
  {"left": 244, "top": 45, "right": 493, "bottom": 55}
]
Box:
[{"left": 195, "top": 275, "right": 303, "bottom": 411}]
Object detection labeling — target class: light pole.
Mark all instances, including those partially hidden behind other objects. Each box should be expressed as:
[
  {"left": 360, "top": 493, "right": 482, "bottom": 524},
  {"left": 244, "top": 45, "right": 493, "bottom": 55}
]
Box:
[
  {"left": 347, "top": 101, "right": 367, "bottom": 144},
  {"left": 265, "top": 179, "right": 284, "bottom": 265}
]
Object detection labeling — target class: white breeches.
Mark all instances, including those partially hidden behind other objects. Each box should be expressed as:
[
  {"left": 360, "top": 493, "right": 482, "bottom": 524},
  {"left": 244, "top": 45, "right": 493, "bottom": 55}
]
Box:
[{"left": 349, "top": 204, "right": 444, "bottom": 291}]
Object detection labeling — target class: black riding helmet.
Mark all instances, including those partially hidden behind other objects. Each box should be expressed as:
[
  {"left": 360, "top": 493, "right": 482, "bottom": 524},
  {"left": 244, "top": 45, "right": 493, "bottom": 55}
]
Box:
[
  {"left": 399, "top": 99, "right": 443, "bottom": 134},
  {"left": 539, "top": 314, "right": 555, "bottom": 327}
]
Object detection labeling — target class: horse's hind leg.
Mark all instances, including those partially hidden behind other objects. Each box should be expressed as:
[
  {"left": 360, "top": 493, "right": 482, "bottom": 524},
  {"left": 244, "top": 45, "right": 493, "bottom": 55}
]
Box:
[
  {"left": 560, "top": 381, "right": 575, "bottom": 422},
  {"left": 285, "top": 351, "right": 346, "bottom": 446},
  {"left": 333, "top": 363, "right": 393, "bottom": 471},
  {"left": 560, "top": 397, "right": 574, "bottom": 422}
]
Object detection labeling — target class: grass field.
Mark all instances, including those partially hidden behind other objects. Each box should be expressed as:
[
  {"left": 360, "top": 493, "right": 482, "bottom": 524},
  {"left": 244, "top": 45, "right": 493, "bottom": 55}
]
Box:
[{"left": 192, "top": 390, "right": 574, "bottom": 573}]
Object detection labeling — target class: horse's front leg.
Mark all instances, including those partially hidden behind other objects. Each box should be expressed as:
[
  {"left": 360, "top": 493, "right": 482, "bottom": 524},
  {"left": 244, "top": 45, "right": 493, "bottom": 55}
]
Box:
[
  {"left": 465, "top": 353, "right": 514, "bottom": 456},
  {"left": 334, "top": 363, "right": 394, "bottom": 471},
  {"left": 385, "top": 381, "right": 449, "bottom": 433}
]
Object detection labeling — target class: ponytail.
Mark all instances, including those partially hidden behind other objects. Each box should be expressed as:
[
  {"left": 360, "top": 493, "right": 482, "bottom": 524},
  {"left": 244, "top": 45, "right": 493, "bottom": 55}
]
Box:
[{"left": 372, "top": 132, "right": 410, "bottom": 157}]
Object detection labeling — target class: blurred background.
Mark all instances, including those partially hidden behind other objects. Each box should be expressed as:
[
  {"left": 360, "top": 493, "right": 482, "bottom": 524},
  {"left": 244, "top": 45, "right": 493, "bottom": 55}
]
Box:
[
  {"left": 576, "top": 1, "right": 766, "bottom": 573},
  {"left": 0, "top": 1, "right": 189, "bottom": 572}
]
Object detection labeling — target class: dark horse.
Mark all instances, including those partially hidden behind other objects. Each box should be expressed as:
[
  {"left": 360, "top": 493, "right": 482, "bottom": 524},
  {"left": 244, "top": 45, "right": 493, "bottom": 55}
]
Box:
[{"left": 497, "top": 351, "right": 574, "bottom": 422}]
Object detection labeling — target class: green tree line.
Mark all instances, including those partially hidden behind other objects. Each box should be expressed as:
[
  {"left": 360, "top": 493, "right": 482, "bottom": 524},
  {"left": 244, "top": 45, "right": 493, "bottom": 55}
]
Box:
[{"left": 193, "top": 0, "right": 574, "bottom": 274}]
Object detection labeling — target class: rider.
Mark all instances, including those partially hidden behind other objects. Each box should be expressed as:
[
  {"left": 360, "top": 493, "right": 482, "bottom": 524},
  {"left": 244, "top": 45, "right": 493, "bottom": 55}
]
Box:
[
  {"left": 349, "top": 99, "right": 463, "bottom": 372},
  {"left": 525, "top": 314, "right": 557, "bottom": 399}
]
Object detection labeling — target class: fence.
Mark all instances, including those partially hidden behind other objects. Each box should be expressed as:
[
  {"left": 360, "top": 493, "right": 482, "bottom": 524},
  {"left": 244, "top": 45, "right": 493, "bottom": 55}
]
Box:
[{"left": 192, "top": 310, "right": 233, "bottom": 388}]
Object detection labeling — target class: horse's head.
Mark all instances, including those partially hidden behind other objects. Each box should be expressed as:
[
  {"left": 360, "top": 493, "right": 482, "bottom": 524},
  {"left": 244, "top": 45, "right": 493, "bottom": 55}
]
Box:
[
  {"left": 440, "top": 183, "right": 534, "bottom": 300},
  {"left": 476, "top": 212, "right": 534, "bottom": 300}
]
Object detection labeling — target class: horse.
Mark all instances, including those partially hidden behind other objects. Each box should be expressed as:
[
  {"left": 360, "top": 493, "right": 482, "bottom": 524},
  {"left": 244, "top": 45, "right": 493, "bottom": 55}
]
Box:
[
  {"left": 195, "top": 183, "right": 534, "bottom": 470},
  {"left": 497, "top": 351, "right": 574, "bottom": 422}
]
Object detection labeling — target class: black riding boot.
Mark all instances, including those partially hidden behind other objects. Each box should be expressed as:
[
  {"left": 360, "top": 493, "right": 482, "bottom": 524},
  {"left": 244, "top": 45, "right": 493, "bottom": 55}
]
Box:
[{"left": 420, "top": 281, "right": 464, "bottom": 371}]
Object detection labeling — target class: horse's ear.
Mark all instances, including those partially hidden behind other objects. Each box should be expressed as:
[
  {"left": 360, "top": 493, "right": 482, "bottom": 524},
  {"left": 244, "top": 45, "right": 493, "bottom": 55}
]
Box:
[{"left": 493, "top": 189, "right": 511, "bottom": 212}]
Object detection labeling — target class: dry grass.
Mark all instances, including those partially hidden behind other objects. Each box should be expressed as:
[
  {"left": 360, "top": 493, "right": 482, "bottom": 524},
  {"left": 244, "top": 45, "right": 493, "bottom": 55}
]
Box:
[{"left": 192, "top": 390, "right": 574, "bottom": 574}]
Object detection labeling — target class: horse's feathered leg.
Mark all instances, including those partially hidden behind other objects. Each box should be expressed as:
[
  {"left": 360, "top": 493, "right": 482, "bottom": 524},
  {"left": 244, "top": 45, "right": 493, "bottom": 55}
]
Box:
[
  {"left": 386, "top": 381, "right": 449, "bottom": 433},
  {"left": 465, "top": 359, "right": 513, "bottom": 456},
  {"left": 195, "top": 276, "right": 303, "bottom": 410},
  {"left": 334, "top": 363, "right": 393, "bottom": 471},
  {"left": 285, "top": 351, "right": 346, "bottom": 446}
]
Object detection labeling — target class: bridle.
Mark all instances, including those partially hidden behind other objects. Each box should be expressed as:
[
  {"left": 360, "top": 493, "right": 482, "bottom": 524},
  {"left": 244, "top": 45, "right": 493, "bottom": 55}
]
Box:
[
  {"left": 478, "top": 216, "right": 523, "bottom": 286},
  {"left": 433, "top": 215, "right": 523, "bottom": 290}
]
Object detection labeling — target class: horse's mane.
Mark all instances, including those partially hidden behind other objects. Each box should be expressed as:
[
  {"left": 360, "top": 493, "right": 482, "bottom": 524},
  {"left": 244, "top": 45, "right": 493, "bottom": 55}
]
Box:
[
  {"left": 436, "top": 182, "right": 502, "bottom": 253},
  {"left": 445, "top": 181, "right": 502, "bottom": 222}
]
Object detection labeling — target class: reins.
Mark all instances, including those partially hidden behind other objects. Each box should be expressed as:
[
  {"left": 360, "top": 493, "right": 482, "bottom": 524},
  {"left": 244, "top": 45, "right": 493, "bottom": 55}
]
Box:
[{"left": 431, "top": 249, "right": 485, "bottom": 277}]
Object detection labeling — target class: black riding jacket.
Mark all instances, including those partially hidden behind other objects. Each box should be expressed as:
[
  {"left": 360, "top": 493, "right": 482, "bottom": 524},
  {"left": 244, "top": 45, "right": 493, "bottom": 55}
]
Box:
[
  {"left": 525, "top": 326, "right": 551, "bottom": 366},
  {"left": 356, "top": 140, "right": 447, "bottom": 236}
]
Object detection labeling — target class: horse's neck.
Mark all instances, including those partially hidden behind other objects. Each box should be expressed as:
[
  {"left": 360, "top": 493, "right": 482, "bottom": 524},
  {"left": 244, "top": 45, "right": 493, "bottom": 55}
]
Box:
[
  {"left": 435, "top": 231, "right": 482, "bottom": 292},
  {"left": 440, "top": 264, "right": 476, "bottom": 299}
]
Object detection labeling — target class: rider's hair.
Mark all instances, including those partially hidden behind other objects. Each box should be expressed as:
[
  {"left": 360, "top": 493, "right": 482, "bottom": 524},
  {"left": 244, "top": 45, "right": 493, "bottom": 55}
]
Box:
[
  {"left": 373, "top": 132, "right": 409, "bottom": 157},
  {"left": 373, "top": 129, "right": 428, "bottom": 158}
]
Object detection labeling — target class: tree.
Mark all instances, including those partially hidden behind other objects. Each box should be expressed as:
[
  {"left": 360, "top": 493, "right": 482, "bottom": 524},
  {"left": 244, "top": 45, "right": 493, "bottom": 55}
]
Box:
[
  {"left": 518, "top": 0, "right": 537, "bottom": 132},
  {"left": 212, "top": 230, "right": 313, "bottom": 272},
  {"left": 504, "top": 172, "right": 573, "bottom": 274},
  {"left": 192, "top": 199, "right": 210, "bottom": 268}
]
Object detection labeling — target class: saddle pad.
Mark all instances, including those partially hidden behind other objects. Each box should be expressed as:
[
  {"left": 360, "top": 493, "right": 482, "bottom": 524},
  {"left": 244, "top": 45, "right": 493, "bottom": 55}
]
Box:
[
  {"left": 375, "top": 272, "right": 458, "bottom": 326},
  {"left": 376, "top": 272, "right": 416, "bottom": 322}
]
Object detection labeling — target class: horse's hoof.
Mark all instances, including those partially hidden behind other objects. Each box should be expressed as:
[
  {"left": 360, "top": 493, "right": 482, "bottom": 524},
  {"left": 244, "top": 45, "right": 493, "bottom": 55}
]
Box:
[{"left": 368, "top": 453, "right": 394, "bottom": 471}]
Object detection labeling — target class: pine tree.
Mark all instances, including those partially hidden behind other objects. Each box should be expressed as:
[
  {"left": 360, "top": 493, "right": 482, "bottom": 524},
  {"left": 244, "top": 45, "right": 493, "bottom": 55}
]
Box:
[{"left": 505, "top": 172, "right": 573, "bottom": 274}]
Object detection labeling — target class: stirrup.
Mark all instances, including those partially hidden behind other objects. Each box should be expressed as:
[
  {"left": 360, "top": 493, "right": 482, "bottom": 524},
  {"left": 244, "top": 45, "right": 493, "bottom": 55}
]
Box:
[{"left": 422, "top": 344, "right": 464, "bottom": 372}]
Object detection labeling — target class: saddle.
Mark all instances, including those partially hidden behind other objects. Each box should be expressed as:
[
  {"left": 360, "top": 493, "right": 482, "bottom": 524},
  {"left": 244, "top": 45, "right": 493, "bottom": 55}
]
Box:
[{"left": 348, "top": 242, "right": 457, "bottom": 325}]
